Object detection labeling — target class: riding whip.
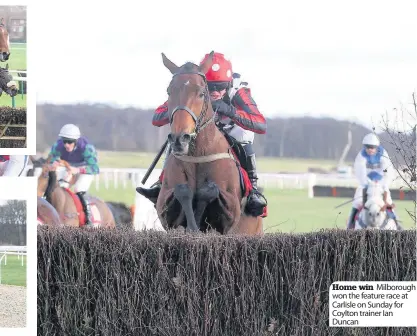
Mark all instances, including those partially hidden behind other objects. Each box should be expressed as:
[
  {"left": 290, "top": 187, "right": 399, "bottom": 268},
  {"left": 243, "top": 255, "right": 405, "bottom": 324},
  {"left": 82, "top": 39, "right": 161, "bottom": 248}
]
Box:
[{"left": 141, "top": 139, "right": 168, "bottom": 185}]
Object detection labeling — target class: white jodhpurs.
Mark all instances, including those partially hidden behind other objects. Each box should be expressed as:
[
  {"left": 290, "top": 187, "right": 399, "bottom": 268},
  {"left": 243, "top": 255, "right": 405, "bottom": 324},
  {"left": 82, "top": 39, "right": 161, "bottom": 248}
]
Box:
[
  {"left": 226, "top": 125, "right": 255, "bottom": 144},
  {"left": 73, "top": 174, "right": 94, "bottom": 193},
  {"left": 352, "top": 186, "right": 393, "bottom": 209}
]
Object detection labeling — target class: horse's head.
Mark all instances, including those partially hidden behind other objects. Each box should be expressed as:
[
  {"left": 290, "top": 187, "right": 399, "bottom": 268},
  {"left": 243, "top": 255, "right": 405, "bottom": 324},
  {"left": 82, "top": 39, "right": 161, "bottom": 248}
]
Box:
[
  {"left": 162, "top": 51, "right": 215, "bottom": 155},
  {"left": 0, "top": 22, "right": 10, "bottom": 62},
  {"left": 363, "top": 197, "right": 387, "bottom": 228},
  {"left": 0, "top": 64, "right": 18, "bottom": 97},
  {"left": 37, "top": 157, "right": 74, "bottom": 198}
]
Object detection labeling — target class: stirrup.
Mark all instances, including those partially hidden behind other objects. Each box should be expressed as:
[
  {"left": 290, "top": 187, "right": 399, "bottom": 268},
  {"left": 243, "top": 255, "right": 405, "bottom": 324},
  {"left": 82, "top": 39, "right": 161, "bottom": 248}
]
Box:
[
  {"left": 150, "top": 180, "right": 162, "bottom": 188},
  {"left": 250, "top": 188, "right": 267, "bottom": 205}
]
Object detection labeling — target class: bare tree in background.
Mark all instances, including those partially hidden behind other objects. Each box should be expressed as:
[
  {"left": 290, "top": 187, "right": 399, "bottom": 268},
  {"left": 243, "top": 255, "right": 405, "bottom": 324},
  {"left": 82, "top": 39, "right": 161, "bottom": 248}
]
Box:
[
  {"left": 0, "top": 200, "right": 26, "bottom": 245},
  {"left": 380, "top": 92, "right": 416, "bottom": 222}
]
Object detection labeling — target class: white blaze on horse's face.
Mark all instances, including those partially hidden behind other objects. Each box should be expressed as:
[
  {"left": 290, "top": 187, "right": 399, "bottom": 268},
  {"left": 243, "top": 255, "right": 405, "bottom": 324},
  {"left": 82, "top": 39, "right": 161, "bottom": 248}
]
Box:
[
  {"left": 363, "top": 199, "right": 386, "bottom": 228},
  {"left": 366, "top": 203, "right": 382, "bottom": 227}
]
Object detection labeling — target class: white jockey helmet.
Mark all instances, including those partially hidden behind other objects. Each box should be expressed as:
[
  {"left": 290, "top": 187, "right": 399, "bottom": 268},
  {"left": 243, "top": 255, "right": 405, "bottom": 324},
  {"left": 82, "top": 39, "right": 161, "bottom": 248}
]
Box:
[
  {"left": 362, "top": 133, "right": 380, "bottom": 147},
  {"left": 59, "top": 124, "right": 81, "bottom": 140}
]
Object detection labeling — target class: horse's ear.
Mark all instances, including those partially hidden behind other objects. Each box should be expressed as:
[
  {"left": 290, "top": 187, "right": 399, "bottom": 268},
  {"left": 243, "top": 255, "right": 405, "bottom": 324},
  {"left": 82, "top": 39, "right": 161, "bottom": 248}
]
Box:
[
  {"left": 198, "top": 51, "right": 214, "bottom": 75},
  {"left": 161, "top": 53, "right": 179, "bottom": 74}
]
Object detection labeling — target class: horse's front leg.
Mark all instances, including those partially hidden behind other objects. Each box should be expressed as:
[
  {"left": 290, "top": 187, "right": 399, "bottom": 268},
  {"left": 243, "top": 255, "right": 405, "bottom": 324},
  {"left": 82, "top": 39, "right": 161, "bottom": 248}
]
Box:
[
  {"left": 194, "top": 181, "right": 220, "bottom": 228},
  {"left": 174, "top": 184, "right": 198, "bottom": 232}
]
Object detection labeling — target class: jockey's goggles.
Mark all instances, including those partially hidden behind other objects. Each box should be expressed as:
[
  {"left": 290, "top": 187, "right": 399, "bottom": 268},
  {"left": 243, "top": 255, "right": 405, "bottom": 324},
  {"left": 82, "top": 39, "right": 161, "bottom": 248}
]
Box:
[
  {"left": 364, "top": 145, "right": 377, "bottom": 149},
  {"left": 62, "top": 138, "right": 76, "bottom": 144},
  {"left": 207, "top": 81, "right": 230, "bottom": 92}
]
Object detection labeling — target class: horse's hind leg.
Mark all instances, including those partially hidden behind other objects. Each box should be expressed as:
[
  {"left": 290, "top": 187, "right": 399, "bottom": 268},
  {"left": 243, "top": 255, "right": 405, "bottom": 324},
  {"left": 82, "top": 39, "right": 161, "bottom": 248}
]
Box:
[
  {"left": 174, "top": 184, "right": 198, "bottom": 232},
  {"left": 195, "top": 181, "right": 220, "bottom": 229}
]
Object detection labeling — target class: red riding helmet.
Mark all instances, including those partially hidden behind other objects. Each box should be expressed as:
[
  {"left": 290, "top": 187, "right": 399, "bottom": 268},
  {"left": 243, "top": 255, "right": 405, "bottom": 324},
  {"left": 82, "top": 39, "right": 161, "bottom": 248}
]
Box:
[{"left": 200, "top": 52, "right": 233, "bottom": 82}]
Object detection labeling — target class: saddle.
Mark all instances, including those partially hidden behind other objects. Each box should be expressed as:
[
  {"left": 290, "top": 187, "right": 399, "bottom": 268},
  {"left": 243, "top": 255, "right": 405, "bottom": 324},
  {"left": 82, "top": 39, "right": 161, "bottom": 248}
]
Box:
[
  {"left": 221, "top": 130, "right": 248, "bottom": 171},
  {"left": 63, "top": 188, "right": 101, "bottom": 226}
]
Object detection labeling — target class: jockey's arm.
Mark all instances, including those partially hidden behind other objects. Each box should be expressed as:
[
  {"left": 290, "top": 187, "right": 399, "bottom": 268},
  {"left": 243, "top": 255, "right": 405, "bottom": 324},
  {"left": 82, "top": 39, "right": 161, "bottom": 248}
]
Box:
[
  {"left": 78, "top": 144, "right": 100, "bottom": 175},
  {"left": 381, "top": 150, "right": 394, "bottom": 191},
  {"left": 48, "top": 142, "right": 62, "bottom": 164},
  {"left": 353, "top": 152, "right": 368, "bottom": 187},
  {"left": 2, "top": 155, "right": 29, "bottom": 176},
  {"left": 152, "top": 101, "right": 170, "bottom": 127},
  {"left": 229, "top": 88, "right": 267, "bottom": 134}
]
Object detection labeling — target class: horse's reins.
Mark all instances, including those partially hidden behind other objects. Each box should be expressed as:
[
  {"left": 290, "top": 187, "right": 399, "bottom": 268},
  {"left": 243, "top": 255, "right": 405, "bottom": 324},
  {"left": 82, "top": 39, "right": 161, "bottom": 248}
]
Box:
[
  {"left": 40, "top": 161, "right": 73, "bottom": 201},
  {"left": 168, "top": 70, "right": 236, "bottom": 164}
]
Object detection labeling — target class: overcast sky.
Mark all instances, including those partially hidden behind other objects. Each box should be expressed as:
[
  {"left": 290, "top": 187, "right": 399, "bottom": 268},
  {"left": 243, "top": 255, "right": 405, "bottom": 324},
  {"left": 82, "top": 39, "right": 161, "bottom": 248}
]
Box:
[{"left": 31, "top": 0, "right": 417, "bottom": 131}]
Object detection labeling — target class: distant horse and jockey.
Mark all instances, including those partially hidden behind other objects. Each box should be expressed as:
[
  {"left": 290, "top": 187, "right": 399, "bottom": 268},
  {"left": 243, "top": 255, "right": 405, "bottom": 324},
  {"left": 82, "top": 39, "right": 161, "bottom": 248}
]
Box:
[
  {"left": 36, "top": 158, "right": 117, "bottom": 228},
  {"left": 346, "top": 133, "right": 403, "bottom": 231},
  {"left": 352, "top": 174, "right": 401, "bottom": 231},
  {"left": 34, "top": 156, "right": 134, "bottom": 230}
]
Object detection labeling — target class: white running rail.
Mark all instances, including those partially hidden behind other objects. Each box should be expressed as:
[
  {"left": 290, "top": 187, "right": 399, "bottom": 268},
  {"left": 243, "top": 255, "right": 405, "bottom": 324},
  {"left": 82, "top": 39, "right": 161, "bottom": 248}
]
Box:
[{"left": 0, "top": 246, "right": 26, "bottom": 284}]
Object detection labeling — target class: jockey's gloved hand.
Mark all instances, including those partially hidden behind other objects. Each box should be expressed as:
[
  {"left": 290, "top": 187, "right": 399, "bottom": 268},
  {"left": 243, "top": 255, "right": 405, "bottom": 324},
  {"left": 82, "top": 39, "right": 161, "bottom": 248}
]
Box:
[{"left": 212, "top": 100, "right": 236, "bottom": 118}]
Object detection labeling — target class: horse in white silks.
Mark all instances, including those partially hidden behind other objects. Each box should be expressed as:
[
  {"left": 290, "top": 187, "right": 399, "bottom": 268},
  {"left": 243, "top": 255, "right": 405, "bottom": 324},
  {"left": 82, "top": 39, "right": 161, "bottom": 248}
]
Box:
[{"left": 354, "top": 179, "right": 399, "bottom": 230}]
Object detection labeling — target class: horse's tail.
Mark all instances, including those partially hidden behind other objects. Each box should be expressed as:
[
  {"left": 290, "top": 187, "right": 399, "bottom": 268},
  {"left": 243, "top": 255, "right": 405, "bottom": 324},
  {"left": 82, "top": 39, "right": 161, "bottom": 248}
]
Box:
[{"left": 106, "top": 201, "right": 134, "bottom": 230}]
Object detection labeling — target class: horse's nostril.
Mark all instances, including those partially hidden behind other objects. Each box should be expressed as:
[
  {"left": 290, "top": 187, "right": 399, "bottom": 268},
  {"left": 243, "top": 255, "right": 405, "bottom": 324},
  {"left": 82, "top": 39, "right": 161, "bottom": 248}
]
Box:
[
  {"left": 167, "top": 134, "right": 174, "bottom": 142},
  {"left": 182, "top": 134, "right": 191, "bottom": 142}
]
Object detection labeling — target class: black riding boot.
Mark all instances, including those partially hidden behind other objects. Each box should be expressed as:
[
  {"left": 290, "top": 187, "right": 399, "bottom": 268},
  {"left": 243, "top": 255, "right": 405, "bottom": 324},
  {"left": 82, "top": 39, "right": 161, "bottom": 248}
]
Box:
[
  {"left": 136, "top": 145, "right": 171, "bottom": 203},
  {"left": 362, "top": 187, "right": 368, "bottom": 206},
  {"left": 136, "top": 180, "right": 162, "bottom": 202},
  {"left": 245, "top": 154, "right": 267, "bottom": 216},
  {"left": 77, "top": 191, "right": 93, "bottom": 227}
]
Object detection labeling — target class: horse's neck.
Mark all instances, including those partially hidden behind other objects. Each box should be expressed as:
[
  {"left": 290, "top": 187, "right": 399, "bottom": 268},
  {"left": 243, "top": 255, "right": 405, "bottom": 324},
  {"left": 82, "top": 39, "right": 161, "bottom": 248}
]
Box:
[
  {"left": 193, "top": 120, "right": 229, "bottom": 156},
  {"left": 48, "top": 183, "right": 67, "bottom": 208},
  {"left": 366, "top": 196, "right": 383, "bottom": 208}
]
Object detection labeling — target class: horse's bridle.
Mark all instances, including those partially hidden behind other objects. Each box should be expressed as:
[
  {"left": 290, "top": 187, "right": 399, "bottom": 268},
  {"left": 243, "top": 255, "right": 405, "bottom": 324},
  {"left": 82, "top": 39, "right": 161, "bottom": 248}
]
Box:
[
  {"left": 166, "top": 68, "right": 237, "bottom": 164},
  {"left": 168, "top": 70, "right": 215, "bottom": 137}
]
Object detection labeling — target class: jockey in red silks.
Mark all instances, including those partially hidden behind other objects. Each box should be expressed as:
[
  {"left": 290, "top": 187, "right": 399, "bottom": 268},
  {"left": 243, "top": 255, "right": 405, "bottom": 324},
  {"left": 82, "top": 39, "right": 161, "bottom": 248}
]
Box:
[{"left": 137, "top": 52, "right": 268, "bottom": 216}]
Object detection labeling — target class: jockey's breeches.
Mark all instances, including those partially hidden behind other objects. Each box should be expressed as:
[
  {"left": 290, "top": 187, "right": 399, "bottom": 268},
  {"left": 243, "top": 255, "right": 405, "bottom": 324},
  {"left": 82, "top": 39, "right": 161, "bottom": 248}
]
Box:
[{"left": 74, "top": 174, "right": 94, "bottom": 193}]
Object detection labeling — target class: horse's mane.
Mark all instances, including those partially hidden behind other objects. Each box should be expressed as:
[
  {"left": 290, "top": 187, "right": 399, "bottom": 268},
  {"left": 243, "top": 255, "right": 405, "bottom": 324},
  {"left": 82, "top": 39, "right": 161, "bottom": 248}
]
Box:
[{"left": 364, "top": 197, "right": 385, "bottom": 209}]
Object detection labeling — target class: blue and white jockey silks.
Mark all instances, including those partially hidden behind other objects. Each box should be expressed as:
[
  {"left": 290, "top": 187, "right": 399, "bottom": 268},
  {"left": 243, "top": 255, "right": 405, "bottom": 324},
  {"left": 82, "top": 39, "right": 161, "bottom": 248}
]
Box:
[{"left": 352, "top": 145, "right": 394, "bottom": 209}]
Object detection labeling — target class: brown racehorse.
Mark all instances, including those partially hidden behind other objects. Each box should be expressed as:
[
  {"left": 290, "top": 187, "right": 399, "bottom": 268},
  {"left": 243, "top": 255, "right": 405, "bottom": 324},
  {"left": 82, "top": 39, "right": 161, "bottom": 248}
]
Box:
[
  {"left": 37, "top": 159, "right": 116, "bottom": 229},
  {"left": 37, "top": 196, "right": 62, "bottom": 227},
  {"left": 0, "top": 18, "right": 10, "bottom": 62},
  {"left": 155, "top": 51, "right": 263, "bottom": 235}
]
